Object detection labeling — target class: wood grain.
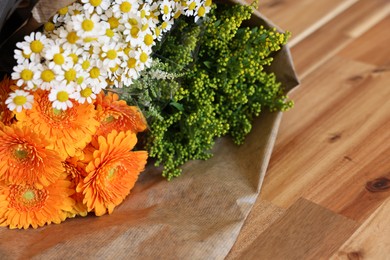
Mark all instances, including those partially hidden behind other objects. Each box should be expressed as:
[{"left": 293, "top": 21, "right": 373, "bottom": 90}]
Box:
[
  {"left": 239, "top": 198, "right": 358, "bottom": 259},
  {"left": 231, "top": 0, "right": 390, "bottom": 258},
  {"left": 330, "top": 198, "right": 390, "bottom": 259},
  {"left": 291, "top": 0, "right": 390, "bottom": 78}
]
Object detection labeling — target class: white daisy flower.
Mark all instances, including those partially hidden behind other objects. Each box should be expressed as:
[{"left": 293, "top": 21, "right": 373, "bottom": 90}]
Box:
[
  {"left": 85, "top": 60, "right": 108, "bottom": 92},
  {"left": 35, "top": 65, "right": 61, "bottom": 91},
  {"left": 48, "top": 84, "right": 75, "bottom": 110},
  {"left": 184, "top": 0, "right": 201, "bottom": 16},
  {"left": 13, "top": 49, "right": 31, "bottom": 64},
  {"left": 15, "top": 32, "right": 52, "bottom": 62},
  {"left": 70, "top": 13, "right": 108, "bottom": 39},
  {"left": 11, "top": 60, "right": 41, "bottom": 89},
  {"left": 5, "top": 90, "right": 34, "bottom": 112},
  {"left": 68, "top": 2, "right": 84, "bottom": 16},
  {"left": 101, "top": 42, "right": 125, "bottom": 68},
  {"left": 112, "top": 0, "right": 139, "bottom": 20},
  {"left": 44, "top": 45, "right": 73, "bottom": 70},
  {"left": 101, "top": 9, "right": 125, "bottom": 32},
  {"left": 160, "top": 0, "right": 174, "bottom": 21},
  {"left": 81, "top": 0, "right": 110, "bottom": 15},
  {"left": 70, "top": 85, "right": 98, "bottom": 104}
]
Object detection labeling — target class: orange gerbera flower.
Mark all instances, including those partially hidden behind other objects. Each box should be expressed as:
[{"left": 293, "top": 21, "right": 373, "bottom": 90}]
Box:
[
  {"left": 0, "top": 176, "right": 74, "bottom": 229},
  {"left": 0, "top": 76, "right": 16, "bottom": 125},
  {"left": 94, "top": 91, "right": 147, "bottom": 139},
  {"left": 0, "top": 124, "right": 64, "bottom": 189},
  {"left": 16, "top": 89, "right": 100, "bottom": 160},
  {"left": 77, "top": 130, "right": 148, "bottom": 216},
  {"left": 63, "top": 159, "right": 88, "bottom": 217}
]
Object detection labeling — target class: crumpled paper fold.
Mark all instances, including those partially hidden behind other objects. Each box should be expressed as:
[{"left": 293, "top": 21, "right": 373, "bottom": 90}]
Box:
[{"left": 0, "top": 0, "right": 299, "bottom": 258}]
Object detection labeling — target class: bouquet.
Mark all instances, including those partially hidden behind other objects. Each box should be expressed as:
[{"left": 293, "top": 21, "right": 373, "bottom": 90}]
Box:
[{"left": 0, "top": 0, "right": 296, "bottom": 234}]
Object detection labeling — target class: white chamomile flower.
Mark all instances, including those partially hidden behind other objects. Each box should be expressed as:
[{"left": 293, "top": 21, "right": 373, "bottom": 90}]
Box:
[
  {"left": 71, "top": 13, "right": 107, "bottom": 39},
  {"left": 11, "top": 60, "right": 41, "bottom": 89},
  {"left": 85, "top": 60, "right": 108, "bottom": 92},
  {"left": 5, "top": 90, "right": 34, "bottom": 112},
  {"left": 112, "top": 0, "right": 139, "bottom": 20},
  {"left": 98, "top": 27, "right": 122, "bottom": 45},
  {"left": 101, "top": 9, "right": 125, "bottom": 32},
  {"left": 184, "top": 0, "right": 201, "bottom": 16},
  {"left": 81, "top": 0, "right": 110, "bottom": 15},
  {"left": 35, "top": 65, "right": 61, "bottom": 91},
  {"left": 160, "top": 19, "right": 174, "bottom": 33},
  {"left": 56, "top": 62, "right": 82, "bottom": 86},
  {"left": 68, "top": 2, "right": 84, "bottom": 16},
  {"left": 71, "top": 85, "right": 98, "bottom": 104},
  {"left": 44, "top": 45, "right": 73, "bottom": 70},
  {"left": 160, "top": 0, "right": 174, "bottom": 21},
  {"left": 13, "top": 49, "right": 31, "bottom": 64},
  {"left": 15, "top": 32, "right": 51, "bottom": 62},
  {"left": 48, "top": 84, "right": 75, "bottom": 110},
  {"left": 195, "top": 1, "right": 211, "bottom": 22},
  {"left": 54, "top": 27, "right": 81, "bottom": 50},
  {"left": 53, "top": 5, "right": 70, "bottom": 24},
  {"left": 101, "top": 42, "right": 125, "bottom": 68}
]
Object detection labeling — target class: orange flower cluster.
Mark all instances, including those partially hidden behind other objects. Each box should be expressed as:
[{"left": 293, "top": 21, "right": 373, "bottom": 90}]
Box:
[{"left": 0, "top": 77, "right": 148, "bottom": 229}]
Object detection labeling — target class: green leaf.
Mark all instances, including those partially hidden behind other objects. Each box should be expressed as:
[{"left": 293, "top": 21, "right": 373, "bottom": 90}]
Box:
[{"left": 170, "top": 101, "right": 184, "bottom": 111}]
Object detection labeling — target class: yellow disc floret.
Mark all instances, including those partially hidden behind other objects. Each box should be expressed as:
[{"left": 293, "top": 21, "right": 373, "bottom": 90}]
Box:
[
  {"left": 57, "top": 91, "right": 69, "bottom": 102},
  {"left": 82, "top": 19, "right": 94, "bottom": 31}
]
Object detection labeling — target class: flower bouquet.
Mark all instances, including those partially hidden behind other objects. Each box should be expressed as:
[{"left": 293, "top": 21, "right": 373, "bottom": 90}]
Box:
[{"left": 0, "top": 0, "right": 298, "bottom": 258}]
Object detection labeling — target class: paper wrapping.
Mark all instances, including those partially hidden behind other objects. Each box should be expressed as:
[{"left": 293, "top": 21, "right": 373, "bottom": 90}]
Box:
[{"left": 0, "top": 1, "right": 299, "bottom": 258}]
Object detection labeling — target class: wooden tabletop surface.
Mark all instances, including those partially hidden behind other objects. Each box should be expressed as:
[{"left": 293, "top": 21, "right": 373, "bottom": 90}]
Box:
[{"left": 228, "top": 0, "right": 390, "bottom": 259}]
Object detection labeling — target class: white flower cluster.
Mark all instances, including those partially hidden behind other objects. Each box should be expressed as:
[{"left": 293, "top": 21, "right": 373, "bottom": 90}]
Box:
[{"left": 8, "top": 0, "right": 212, "bottom": 112}]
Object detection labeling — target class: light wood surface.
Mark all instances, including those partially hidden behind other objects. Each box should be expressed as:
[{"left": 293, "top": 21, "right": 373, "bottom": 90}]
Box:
[{"left": 228, "top": 0, "right": 390, "bottom": 258}]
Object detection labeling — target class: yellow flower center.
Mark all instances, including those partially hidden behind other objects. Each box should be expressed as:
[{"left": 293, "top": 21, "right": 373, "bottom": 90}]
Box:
[
  {"left": 108, "top": 17, "right": 119, "bottom": 29},
  {"left": 57, "top": 91, "right": 69, "bottom": 102},
  {"left": 30, "top": 40, "right": 43, "bottom": 53},
  {"left": 163, "top": 5, "right": 169, "bottom": 15},
  {"left": 90, "top": 0, "right": 102, "bottom": 7},
  {"left": 198, "top": 6, "right": 206, "bottom": 17},
  {"left": 188, "top": 2, "right": 196, "bottom": 10},
  {"left": 141, "top": 24, "right": 149, "bottom": 31},
  {"left": 104, "top": 115, "right": 115, "bottom": 123},
  {"left": 82, "top": 60, "right": 91, "bottom": 70},
  {"left": 106, "top": 50, "right": 117, "bottom": 60},
  {"left": 131, "top": 27, "right": 139, "bottom": 38},
  {"left": 155, "top": 27, "right": 161, "bottom": 37},
  {"left": 140, "top": 10, "right": 146, "bottom": 18},
  {"left": 77, "top": 76, "right": 85, "bottom": 85},
  {"left": 140, "top": 52, "right": 148, "bottom": 63},
  {"left": 41, "top": 69, "right": 55, "bottom": 82},
  {"left": 106, "top": 167, "right": 117, "bottom": 181},
  {"left": 22, "top": 52, "right": 31, "bottom": 59},
  {"left": 23, "top": 190, "right": 35, "bottom": 200},
  {"left": 205, "top": 0, "right": 212, "bottom": 7},
  {"left": 58, "top": 6, "right": 68, "bottom": 15},
  {"left": 110, "top": 65, "right": 119, "bottom": 72},
  {"left": 174, "top": 10, "right": 181, "bottom": 19},
  {"left": 80, "top": 87, "right": 93, "bottom": 98},
  {"left": 161, "top": 22, "right": 168, "bottom": 29},
  {"left": 144, "top": 34, "right": 154, "bottom": 46},
  {"left": 13, "top": 96, "right": 27, "bottom": 105},
  {"left": 84, "top": 37, "right": 97, "bottom": 43},
  {"left": 44, "top": 22, "right": 55, "bottom": 31},
  {"left": 124, "top": 46, "right": 131, "bottom": 55},
  {"left": 69, "top": 53, "right": 78, "bottom": 63},
  {"left": 65, "top": 69, "right": 77, "bottom": 82},
  {"left": 89, "top": 67, "right": 100, "bottom": 79},
  {"left": 53, "top": 53, "right": 65, "bottom": 65},
  {"left": 106, "top": 29, "right": 115, "bottom": 37},
  {"left": 21, "top": 69, "right": 33, "bottom": 81},
  {"left": 67, "top": 31, "right": 79, "bottom": 44},
  {"left": 13, "top": 145, "right": 29, "bottom": 159},
  {"left": 53, "top": 108, "right": 64, "bottom": 115},
  {"left": 120, "top": 2, "right": 131, "bottom": 12},
  {"left": 129, "top": 18, "right": 138, "bottom": 25},
  {"left": 82, "top": 19, "right": 94, "bottom": 32},
  {"left": 127, "top": 58, "right": 136, "bottom": 68}
]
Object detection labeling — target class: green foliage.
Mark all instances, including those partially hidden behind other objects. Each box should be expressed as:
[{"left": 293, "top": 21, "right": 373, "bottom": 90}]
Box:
[{"left": 122, "top": 3, "right": 293, "bottom": 180}]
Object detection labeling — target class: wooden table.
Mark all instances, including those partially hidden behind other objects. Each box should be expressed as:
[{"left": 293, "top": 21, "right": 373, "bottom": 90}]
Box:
[{"left": 228, "top": 0, "right": 390, "bottom": 258}]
